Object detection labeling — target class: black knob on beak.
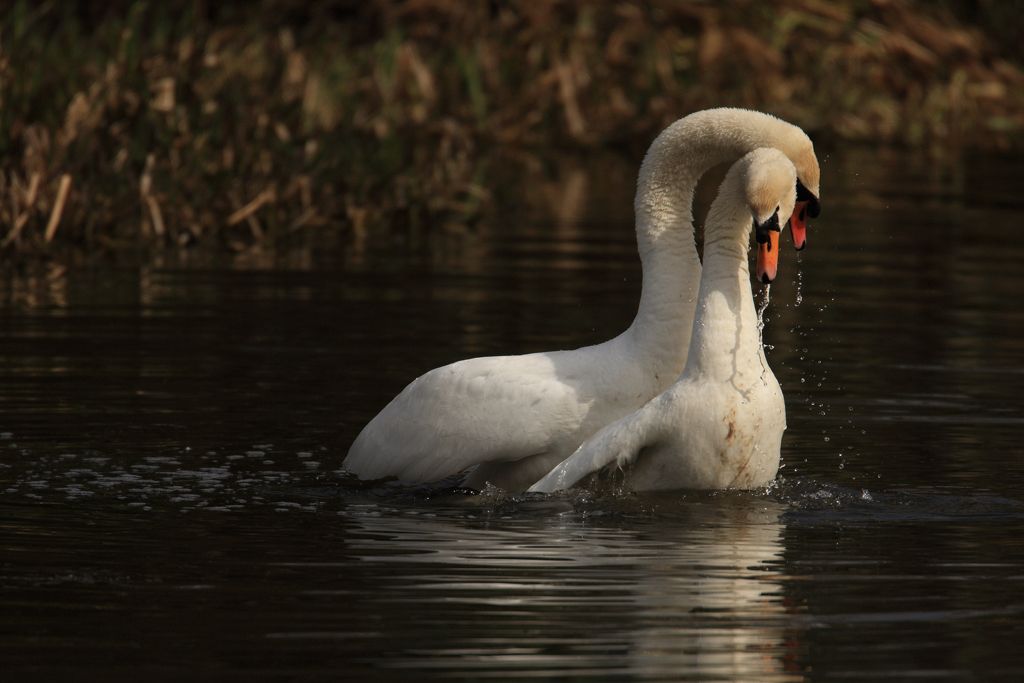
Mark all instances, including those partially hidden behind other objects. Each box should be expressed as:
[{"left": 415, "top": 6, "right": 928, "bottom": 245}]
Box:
[{"left": 796, "top": 179, "right": 821, "bottom": 217}]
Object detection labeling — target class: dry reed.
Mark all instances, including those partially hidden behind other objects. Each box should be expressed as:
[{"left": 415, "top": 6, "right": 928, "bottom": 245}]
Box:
[{"left": 0, "top": 0, "right": 1021, "bottom": 256}]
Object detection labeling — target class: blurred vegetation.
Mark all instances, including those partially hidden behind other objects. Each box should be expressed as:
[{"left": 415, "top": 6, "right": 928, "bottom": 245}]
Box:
[{"left": 1, "top": 0, "right": 1023, "bottom": 255}]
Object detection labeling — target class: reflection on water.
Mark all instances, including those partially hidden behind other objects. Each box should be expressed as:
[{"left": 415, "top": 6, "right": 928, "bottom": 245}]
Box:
[
  {"left": 339, "top": 495, "right": 792, "bottom": 680},
  {"left": 623, "top": 500, "right": 791, "bottom": 681},
  {"left": 3, "top": 146, "right": 1024, "bottom": 679}
]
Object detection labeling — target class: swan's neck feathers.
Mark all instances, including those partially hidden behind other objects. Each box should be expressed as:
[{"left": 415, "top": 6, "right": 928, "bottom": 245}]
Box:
[
  {"left": 626, "top": 216, "right": 699, "bottom": 377},
  {"left": 633, "top": 108, "right": 805, "bottom": 249},
  {"left": 684, "top": 200, "right": 763, "bottom": 384},
  {"left": 626, "top": 109, "right": 794, "bottom": 370},
  {"left": 626, "top": 109, "right": 807, "bottom": 374},
  {"left": 622, "top": 110, "right": 806, "bottom": 382}
]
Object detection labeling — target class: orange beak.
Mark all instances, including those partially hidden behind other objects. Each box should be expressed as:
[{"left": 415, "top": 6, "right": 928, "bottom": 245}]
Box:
[
  {"left": 756, "top": 229, "right": 779, "bottom": 284},
  {"left": 790, "top": 201, "right": 809, "bottom": 251}
]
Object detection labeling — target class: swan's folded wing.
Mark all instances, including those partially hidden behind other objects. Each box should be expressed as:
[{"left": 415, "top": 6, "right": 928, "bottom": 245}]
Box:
[
  {"left": 529, "top": 410, "right": 656, "bottom": 493},
  {"left": 344, "top": 353, "right": 586, "bottom": 484}
]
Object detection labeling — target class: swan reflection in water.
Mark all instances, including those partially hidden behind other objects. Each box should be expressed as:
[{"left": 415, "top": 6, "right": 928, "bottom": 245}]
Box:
[{"left": 337, "top": 494, "right": 798, "bottom": 681}]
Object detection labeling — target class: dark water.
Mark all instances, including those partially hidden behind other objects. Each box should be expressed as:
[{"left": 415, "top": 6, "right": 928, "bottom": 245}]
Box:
[{"left": 3, "top": 147, "right": 1024, "bottom": 680}]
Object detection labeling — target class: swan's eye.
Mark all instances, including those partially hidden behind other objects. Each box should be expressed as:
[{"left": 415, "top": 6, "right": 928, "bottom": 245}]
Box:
[
  {"left": 796, "top": 179, "right": 821, "bottom": 217},
  {"left": 795, "top": 179, "right": 814, "bottom": 201},
  {"left": 753, "top": 209, "right": 781, "bottom": 247}
]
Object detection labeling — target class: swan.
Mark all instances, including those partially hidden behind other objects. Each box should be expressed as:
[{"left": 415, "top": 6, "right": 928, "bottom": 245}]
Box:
[
  {"left": 529, "top": 148, "right": 797, "bottom": 493},
  {"left": 344, "top": 109, "right": 821, "bottom": 492}
]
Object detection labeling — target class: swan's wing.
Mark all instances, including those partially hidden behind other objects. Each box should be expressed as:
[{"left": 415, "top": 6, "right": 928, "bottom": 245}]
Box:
[
  {"left": 528, "top": 408, "right": 660, "bottom": 493},
  {"left": 344, "top": 353, "right": 587, "bottom": 484}
]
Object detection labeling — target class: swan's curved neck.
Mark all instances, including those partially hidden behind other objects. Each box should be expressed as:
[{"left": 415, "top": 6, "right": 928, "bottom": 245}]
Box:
[
  {"left": 684, "top": 196, "right": 763, "bottom": 383},
  {"left": 625, "top": 109, "right": 798, "bottom": 374}
]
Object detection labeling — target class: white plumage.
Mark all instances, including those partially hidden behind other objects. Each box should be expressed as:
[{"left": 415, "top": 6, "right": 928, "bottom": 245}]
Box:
[
  {"left": 345, "top": 109, "right": 820, "bottom": 492},
  {"left": 529, "top": 148, "right": 797, "bottom": 493}
]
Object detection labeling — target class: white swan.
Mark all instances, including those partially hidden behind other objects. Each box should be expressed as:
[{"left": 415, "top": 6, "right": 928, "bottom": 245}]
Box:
[
  {"left": 529, "top": 148, "right": 797, "bottom": 493},
  {"left": 344, "top": 109, "right": 821, "bottom": 492}
]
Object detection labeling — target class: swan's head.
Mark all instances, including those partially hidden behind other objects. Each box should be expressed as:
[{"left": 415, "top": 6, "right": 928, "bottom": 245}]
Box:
[
  {"left": 775, "top": 128, "right": 821, "bottom": 252},
  {"left": 791, "top": 148, "right": 821, "bottom": 251},
  {"left": 741, "top": 148, "right": 798, "bottom": 284},
  {"left": 709, "top": 108, "right": 822, "bottom": 250},
  {"left": 702, "top": 108, "right": 822, "bottom": 249}
]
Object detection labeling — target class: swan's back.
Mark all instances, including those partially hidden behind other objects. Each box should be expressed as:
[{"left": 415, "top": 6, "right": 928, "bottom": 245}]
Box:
[{"left": 345, "top": 340, "right": 652, "bottom": 488}]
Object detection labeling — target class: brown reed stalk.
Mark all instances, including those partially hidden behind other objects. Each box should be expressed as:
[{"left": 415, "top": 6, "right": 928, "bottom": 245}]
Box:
[{"left": 44, "top": 175, "right": 72, "bottom": 243}]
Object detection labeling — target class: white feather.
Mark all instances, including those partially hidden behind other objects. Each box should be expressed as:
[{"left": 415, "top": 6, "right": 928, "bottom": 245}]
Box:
[
  {"left": 345, "top": 111, "right": 819, "bottom": 492},
  {"left": 529, "top": 149, "right": 796, "bottom": 493}
]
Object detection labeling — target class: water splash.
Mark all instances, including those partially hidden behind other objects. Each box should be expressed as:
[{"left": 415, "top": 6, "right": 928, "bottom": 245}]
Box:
[
  {"left": 3, "top": 443, "right": 332, "bottom": 513},
  {"left": 756, "top": 284, "right": 771, "bottom": 377},
  {"left": 756, "top": 283, "right": 771, "bottom": 346},
  {"left": 795, "top": 262, "right": 803, "bottom": 307}
]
